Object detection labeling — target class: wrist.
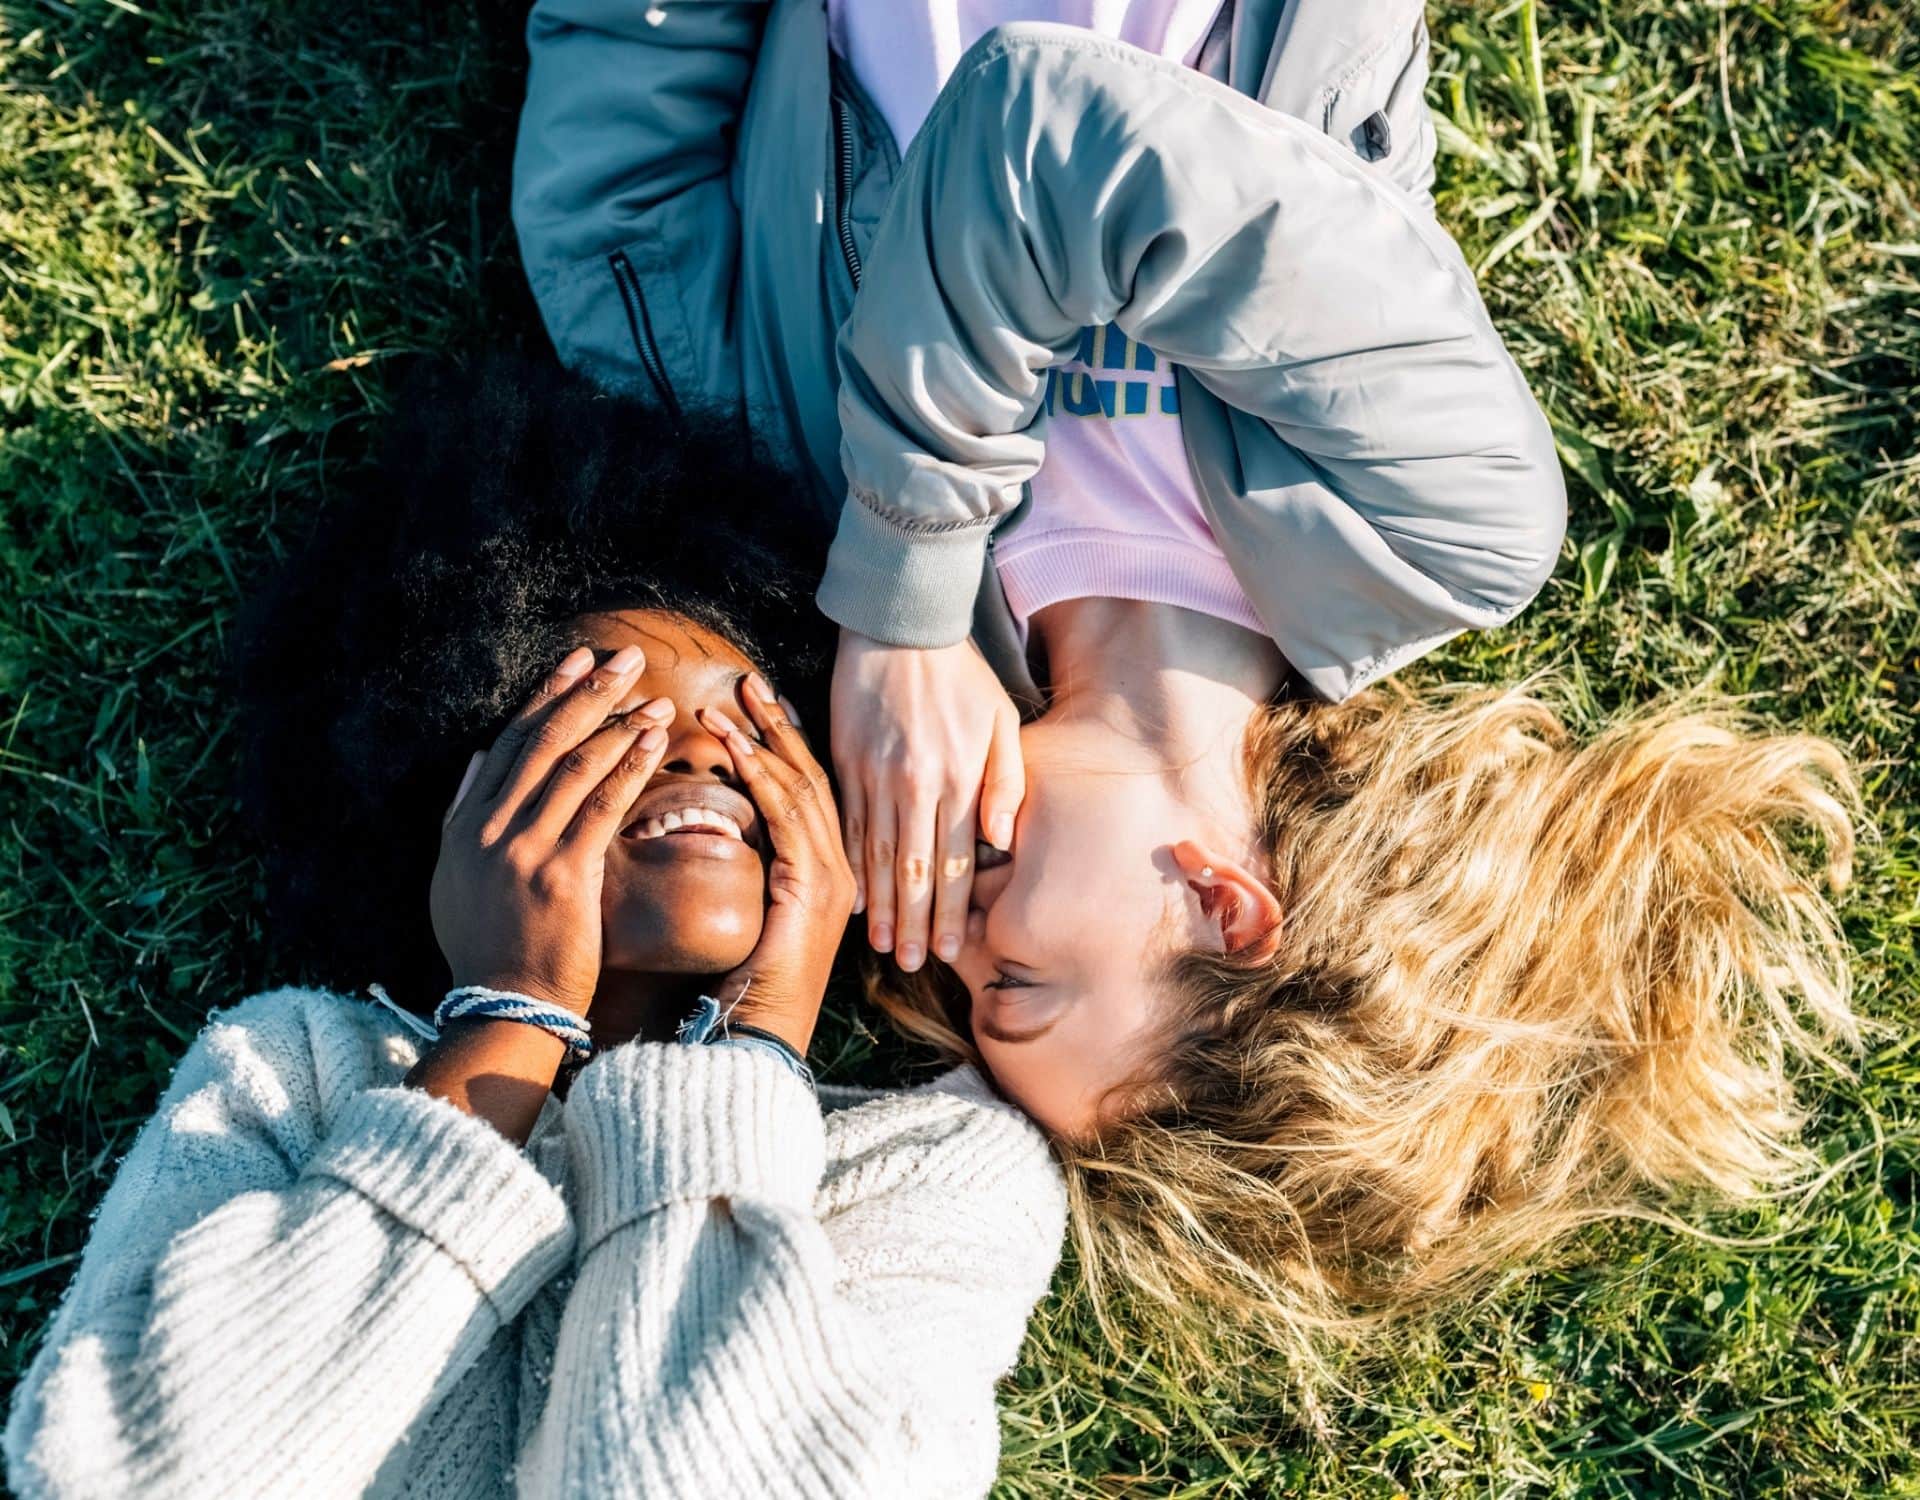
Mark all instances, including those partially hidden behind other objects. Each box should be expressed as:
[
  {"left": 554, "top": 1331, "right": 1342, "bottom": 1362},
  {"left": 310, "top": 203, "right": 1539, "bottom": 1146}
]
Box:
[{"left": 449, "top": 971, "right": 592, "bottom": 1018}]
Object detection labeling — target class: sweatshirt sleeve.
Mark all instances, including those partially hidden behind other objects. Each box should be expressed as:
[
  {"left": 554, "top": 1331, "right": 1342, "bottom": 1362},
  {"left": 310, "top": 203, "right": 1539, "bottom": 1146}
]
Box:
[
  {"left": 517, "top": 1044, "right": 1064, "bottom": 1499},
  {"left": 4, "top": 990, "right": 574, "bottom": 1500},
  {"left": 512, "top": 0, "right": 769, "bottom": 411},
  {"left": 818, "top": 23, "right": 1566, "bottom": 696}
]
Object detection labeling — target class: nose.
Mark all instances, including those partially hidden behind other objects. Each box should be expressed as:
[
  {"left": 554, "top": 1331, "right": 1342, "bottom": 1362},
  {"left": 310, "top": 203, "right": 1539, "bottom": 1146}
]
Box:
[{"left": 659, "top": 714, "right": 742, "bottom": 786}]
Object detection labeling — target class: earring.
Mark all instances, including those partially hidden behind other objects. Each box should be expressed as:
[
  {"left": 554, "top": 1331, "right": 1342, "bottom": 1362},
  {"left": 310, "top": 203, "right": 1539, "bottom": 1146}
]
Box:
[{"left": 1200, "top": 866, "right": 1213, "bottom": 879}]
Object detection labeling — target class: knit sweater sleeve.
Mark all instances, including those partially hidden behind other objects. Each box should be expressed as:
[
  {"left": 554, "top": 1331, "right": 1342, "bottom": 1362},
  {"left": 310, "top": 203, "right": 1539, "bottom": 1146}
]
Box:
[
  {"left": 517, "top": 1045, "right": 1066, "bottom": 1500},
  {"left": 3, "top": 988, "right": 575, "bottom": 1500}
]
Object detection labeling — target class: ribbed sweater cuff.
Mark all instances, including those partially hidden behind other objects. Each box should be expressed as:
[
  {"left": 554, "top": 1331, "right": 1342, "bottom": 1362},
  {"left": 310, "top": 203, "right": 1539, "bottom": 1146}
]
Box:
[
  {"left": 302, "top": 1087, "right": 574, "bottom": 1320},
  {"left": 816, "top": 489, "right": 993, "bottom": 647},
  {"left": 564, "top": 1043, "right": 826, "bottom": 1255}
]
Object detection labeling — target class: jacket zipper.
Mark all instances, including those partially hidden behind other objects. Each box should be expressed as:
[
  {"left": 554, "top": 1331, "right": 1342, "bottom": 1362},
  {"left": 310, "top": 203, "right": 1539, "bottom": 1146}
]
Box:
[
  {"left": 831, "top": 95, "right": 863, "bottom": 290},
  {"left": 608, "top": 249, "right": 682, "bottom": 423}
]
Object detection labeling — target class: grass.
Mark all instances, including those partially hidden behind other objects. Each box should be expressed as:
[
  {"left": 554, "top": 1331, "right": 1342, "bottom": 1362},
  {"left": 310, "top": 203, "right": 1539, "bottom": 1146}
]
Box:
[{"left": 0, "top": 0, "right": 1915, "bottom": 1493}]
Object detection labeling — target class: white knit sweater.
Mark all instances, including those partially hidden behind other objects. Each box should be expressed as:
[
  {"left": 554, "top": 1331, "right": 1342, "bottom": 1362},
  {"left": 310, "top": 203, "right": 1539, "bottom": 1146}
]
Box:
[{"left": 4, "top": 988, "right": 1066, "bottom": 1499}]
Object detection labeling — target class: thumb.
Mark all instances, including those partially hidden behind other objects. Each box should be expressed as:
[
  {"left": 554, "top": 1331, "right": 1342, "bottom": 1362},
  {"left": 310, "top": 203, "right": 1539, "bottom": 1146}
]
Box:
[{"left": 979, "top": 701, "right": 1024, "bottom": 851}]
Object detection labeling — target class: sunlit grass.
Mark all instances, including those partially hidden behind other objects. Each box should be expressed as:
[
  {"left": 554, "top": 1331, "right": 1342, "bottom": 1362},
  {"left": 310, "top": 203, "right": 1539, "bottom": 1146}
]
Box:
[{"left": 1, "top": 0, "right": 1915, "bottom": 1493}]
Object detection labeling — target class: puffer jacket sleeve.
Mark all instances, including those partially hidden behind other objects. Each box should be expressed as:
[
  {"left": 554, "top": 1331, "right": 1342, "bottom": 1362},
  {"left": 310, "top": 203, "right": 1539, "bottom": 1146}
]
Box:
[
  {"left": 818, "top": 23, "right": 1566, "bottom": 698},
  {"left": 517, "top": 1045, "right": 1064, "bottom": 1499},
  {"left": 512, "top": 0, "right": 770, "bottom": 416},
  {"left": 3, "top": 989, "right": 573, "bottom": 1500}
]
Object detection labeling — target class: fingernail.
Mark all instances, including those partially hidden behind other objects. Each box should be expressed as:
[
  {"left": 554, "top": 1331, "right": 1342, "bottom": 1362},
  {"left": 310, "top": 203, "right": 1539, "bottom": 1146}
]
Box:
[
  {"left": 705, "top": 707, "right": 753, "bottom": 751},
  {"left": 556, "top": 646, "right": 594, "bottom": 679},
  {"left": 989, "top": 812, "right": 1015, "bottom": 850},
  {"left": 852, "top": 888, "right": 866, "bottom": 915},
  {"left": 935, "top": 935, "right": 960, "bottom": 962},
  {"left": 638, "top": 726, "right": 667, "bottom": 753},
  {"left": 747, "top": 672, "right": 776, "bottom": 704},
  {"left": 606, "top": 645, "right": 644, "bottom": 675},
  {"left": 898, "top": 942, "right": 924, "bottom": 971},
  {"left": 872, "top": 923, "right": 893, "bottom": 952},
  {"left": 777, "top": 694, "right": 802, "bottom": 727},
  {"left": 638, "top": 697, "right": 675, "bottom": 721}
]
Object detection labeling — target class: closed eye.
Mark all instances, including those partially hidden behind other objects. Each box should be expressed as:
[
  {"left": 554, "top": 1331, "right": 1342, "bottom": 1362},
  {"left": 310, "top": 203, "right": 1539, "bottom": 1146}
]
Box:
[{"left": 982, "top": 969, "right": 1035, "bottom": 992}]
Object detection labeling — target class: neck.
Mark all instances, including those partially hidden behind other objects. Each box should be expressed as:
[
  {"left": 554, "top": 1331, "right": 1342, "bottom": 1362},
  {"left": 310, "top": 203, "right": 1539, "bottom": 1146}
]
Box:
[
  {"left": 1032, "top": 598, "right": 1284, "bottom": 819},
  {"left": 589, "top": 970, "right": 707, "bottom": 1049},
  {"left": 1035, "top": 598, "right": 1282, "bottom": 744}
]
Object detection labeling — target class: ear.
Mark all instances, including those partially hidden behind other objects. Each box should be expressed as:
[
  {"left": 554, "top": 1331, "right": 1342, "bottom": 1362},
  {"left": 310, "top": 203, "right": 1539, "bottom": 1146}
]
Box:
[{"left": 1170, "top": 841, "right": 1283, "bottom": 962}]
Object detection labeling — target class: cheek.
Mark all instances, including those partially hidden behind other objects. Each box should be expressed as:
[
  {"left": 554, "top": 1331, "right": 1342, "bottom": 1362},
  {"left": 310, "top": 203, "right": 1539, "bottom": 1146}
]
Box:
[
  {"left": 977, "top": 1040, "right": 1101, "bottom": 1139},
  {"left": 598, "top": 856, "right": 767, "bottom": 970}
]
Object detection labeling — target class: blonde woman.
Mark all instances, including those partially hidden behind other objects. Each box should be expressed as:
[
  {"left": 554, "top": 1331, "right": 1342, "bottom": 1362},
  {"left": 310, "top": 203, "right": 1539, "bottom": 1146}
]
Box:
[{"left": 819, "top": 21, "right": 1860, "bottom": 1357}]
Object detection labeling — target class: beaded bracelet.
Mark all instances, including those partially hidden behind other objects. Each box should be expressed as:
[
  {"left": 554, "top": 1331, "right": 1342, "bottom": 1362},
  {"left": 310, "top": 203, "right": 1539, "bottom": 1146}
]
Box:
[{"left": 433, "top": 986, "right": 594, "bottom": 1064}]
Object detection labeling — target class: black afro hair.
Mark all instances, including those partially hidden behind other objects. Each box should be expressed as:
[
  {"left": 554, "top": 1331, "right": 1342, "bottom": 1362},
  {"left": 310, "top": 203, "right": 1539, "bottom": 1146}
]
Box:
[{"left": 235, "top": 356, "right": 835, "bottom": 1003}]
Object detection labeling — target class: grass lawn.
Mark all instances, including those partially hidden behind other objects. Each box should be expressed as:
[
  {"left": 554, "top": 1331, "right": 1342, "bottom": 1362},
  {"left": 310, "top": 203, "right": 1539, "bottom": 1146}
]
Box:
[{"left": 1, "top": 0, "right": 1916, "bottom": 1493}]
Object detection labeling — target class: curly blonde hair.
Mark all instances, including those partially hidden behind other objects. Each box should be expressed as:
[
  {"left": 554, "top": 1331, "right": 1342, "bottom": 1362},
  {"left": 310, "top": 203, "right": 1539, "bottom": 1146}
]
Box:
[{"left": 868, "top": 683, "right": 1859, "bottom": 1376}]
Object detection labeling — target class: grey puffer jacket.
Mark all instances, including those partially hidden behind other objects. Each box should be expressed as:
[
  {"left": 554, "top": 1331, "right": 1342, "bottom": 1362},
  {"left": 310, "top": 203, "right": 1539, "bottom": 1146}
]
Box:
[{"left": 512, "top": 1, "right": 1566, "bottom": 700}]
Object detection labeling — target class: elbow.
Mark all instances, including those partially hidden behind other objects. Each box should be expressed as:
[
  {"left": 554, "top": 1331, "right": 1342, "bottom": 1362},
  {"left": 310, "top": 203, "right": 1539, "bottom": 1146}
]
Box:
[
  {"left": 1471, "top": 405, "right": 1568, "bottom": 622},
  {"left": 1505, "top": 416, "right": 1570, "bottom": 613}
]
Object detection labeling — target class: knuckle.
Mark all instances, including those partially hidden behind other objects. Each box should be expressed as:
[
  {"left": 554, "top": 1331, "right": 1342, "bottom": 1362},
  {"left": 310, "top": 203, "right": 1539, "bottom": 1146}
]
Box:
[
  {"left": 505, "top": 843, "right": 543, "bottom": 880},
  {"left": 529, "top": 718, "right": 572, "bottom": 753},
  {"left": 560, "top": 747, "right": 595, "bottom": 778},
  {"left": 869, "top": 840, "right": 895, "bottom": 870},
  {"left": 899, "top": 853, "right": 931, "bottom": 891},
  {"left": 527, "top": 862, "right": 572, "bottom": 900}
]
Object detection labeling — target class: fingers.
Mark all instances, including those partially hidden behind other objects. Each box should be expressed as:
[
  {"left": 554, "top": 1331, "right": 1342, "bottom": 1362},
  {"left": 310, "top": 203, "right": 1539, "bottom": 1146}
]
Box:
[
  {"left": 444, "top": 751, "right": 485, "bottom": 829},
  {"left": 736, "top": 672, "right": 825, "bottom": 781},
  {"left": 699, "top": 705, "right": 824, "bottom": 859},
  {"left": 930, "top": 800, "right": 976, "bottom": 965},
  {"left": 531, "top": 696, "right": 674, "bottom": 841},
  {"left": 891, "top": 792, "right": 939, "bottom": 972},
  {"left": 490, "top": 645, "right": 649, "bottom": 819},
  {"left": 565, "top": 718, "right": 672, "bottom": 849},
  {"left": 841, "top": 777, "right": 868, "bottom": 916},
  {"left": 472, "top": 645, "right": 596, "bottom": 804},
  {"left": 866, "top": 797, "right": 899, "bottom": 956},
  {"left": 980, "top": 698, "right": 1024, "bottom": 852}
]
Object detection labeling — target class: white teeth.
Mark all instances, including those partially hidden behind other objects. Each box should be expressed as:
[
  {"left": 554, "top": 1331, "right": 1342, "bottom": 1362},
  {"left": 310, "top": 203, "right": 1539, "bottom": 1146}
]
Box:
[{"left": 632, "top": 807, "right": 746, "bottom": 841}]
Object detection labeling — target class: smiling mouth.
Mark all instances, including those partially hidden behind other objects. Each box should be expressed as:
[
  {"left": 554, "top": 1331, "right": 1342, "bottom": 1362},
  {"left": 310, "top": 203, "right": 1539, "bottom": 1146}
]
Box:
[
  {"left": 630, "top": 807, "right": 746, "bottom": 843},
  {"left": 618, "top": 780, "right": 763, "bottom": 853}
]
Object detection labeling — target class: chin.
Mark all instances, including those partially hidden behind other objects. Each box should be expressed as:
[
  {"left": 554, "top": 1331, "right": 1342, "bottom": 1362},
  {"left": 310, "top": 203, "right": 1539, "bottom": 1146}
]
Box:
[{"left": 603, "top": 908, "right": 764, "bottom": 976}]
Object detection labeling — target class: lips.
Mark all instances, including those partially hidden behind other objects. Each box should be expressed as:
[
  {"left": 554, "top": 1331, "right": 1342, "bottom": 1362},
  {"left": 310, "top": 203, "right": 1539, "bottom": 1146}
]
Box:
[{"left": 619, "top": 780, "right": 763, "bottom": 852}]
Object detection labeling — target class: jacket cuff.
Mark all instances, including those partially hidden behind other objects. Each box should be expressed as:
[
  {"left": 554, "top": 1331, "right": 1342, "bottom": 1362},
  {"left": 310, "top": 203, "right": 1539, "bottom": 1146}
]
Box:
[
  {"left": 816, "top": 490, "right": 993, "bottom": 647},
  {"left": 301, "top": 1087, "right": 574, "bottom": 1321},
  {"left": 563, "top": 1042, "right": 826, "bottom": 1256}
]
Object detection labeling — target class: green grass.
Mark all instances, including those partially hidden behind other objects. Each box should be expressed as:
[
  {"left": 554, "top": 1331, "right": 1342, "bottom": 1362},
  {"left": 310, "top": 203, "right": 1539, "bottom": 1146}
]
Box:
[{"left": 1, "top": 0, "right": 1915, "bottom": 1493}]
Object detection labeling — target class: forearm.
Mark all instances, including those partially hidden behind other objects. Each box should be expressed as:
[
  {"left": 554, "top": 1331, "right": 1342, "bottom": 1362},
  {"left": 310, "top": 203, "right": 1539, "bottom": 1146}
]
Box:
[{"left": 405, "top": 1017, "right": 568, "bottom": 1147}]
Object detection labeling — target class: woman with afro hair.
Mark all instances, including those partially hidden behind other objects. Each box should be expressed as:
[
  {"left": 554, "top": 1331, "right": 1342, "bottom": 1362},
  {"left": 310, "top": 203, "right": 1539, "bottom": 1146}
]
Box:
[{"left": 3, "top": 358, "right": 1067, "bottom": 1500}]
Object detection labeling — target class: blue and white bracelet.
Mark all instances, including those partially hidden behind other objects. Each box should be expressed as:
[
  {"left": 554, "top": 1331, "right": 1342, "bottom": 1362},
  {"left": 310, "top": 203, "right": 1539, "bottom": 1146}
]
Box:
[
  {"left": 677, "top": 993, "right": 815, "bottom": 1094},
  {"left": 431, "top": 985, "right": 594, "bottom": 1064}
]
